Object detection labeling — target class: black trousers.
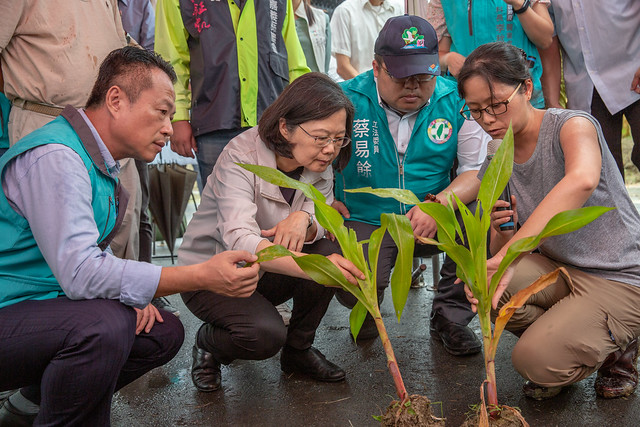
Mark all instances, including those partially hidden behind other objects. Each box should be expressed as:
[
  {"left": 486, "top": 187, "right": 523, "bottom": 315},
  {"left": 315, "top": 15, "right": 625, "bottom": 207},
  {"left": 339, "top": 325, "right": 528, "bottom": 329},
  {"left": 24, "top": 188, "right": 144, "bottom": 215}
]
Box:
[
  {"left": 0, "top": 297, "right": 184, "bottom": 426},
  {"left": 591, "top": 89, "right": 640, "bottom": 181},
  {"left": 340, "top": 212, "right": 476, "bottom": 326},
  {"left": 181, "top": 239, "right": 337, "bottom": 365}
]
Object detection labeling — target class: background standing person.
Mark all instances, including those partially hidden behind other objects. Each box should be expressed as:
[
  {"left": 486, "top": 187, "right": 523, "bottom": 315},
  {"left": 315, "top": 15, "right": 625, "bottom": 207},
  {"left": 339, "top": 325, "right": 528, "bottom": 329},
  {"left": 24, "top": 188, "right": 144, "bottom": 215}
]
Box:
[
  {"left": 117, "top": 0, "right": 180, "bottom": 316},
  {"left": 330, "top": 0, "right": 403, "bottom": 81},
  {"left": 539, "top": 0, "right": 640, "bottom": 181},
  {"left": 426, "top": 0, "right": 553, "bottom": 108},
  {"left": 333, "top": 15, "right": 490, "bottom": 355},
  {"left": 459, "top": 42, "right": 640, "bottom": 401},
  {"left": 177, "top": 73, "right": 364, "bottom": 393},
  {"left": 118, "top": 0, "right": 156, "bottom": 51},
  {"left": 0, "top": 0, "right": 145, "bottom": 264},
  {"left": 293, "top": 0, "right": 332, "bottom": 74},
  {"left": 155, "top": 0, "right": 310, "bottom": 183}
]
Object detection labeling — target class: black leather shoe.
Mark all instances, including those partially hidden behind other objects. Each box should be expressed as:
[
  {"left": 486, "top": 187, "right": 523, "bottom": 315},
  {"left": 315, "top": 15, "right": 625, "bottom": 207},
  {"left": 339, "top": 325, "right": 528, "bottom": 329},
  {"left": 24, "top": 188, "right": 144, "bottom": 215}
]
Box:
[
  {"left": 281, "top": 346, "right": 346, "bottom": 382},
  {"left": 0, "top": 398, "right": 37, "bottom": 427},
  {"left": 191, "top": 345, "right": 221, "bottom": 392},
  {"left": 430, "top": 313, "right": 481, "bottom": 356}
]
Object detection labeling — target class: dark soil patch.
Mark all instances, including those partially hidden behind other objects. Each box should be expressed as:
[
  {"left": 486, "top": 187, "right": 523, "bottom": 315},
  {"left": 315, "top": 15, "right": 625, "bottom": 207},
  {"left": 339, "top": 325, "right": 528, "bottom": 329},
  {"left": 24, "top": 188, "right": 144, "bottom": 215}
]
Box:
[{"left": 380, "top": 394, "right": 446, "bottom": 426}]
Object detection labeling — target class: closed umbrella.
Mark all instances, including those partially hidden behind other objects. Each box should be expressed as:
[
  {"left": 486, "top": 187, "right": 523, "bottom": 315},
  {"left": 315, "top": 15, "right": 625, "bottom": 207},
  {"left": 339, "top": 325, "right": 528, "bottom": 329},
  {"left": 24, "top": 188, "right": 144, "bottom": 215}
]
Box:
[{"left": 148, "top": 162, "right": 197, "bottom": 262}]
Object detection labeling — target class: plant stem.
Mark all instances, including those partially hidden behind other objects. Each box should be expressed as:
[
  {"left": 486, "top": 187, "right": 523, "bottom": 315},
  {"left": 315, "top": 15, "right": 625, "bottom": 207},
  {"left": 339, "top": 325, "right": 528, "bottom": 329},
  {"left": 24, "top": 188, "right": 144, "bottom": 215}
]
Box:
[
  {"left": 374, "top": 314, "right": 409, "bottom": 401},
  {"left": 479, "top": 306, "right": 500, "bottom": 415}
]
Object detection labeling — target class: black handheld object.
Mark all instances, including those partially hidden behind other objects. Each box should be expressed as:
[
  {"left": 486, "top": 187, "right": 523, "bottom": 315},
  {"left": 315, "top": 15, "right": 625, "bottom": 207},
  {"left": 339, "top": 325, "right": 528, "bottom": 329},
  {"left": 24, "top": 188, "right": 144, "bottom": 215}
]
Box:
[
  {"left": 486, "top": 139, "right": 514, "bottom": 231},
  {"left": 496, "top": 184, "right": 514, "bottom": 231}
]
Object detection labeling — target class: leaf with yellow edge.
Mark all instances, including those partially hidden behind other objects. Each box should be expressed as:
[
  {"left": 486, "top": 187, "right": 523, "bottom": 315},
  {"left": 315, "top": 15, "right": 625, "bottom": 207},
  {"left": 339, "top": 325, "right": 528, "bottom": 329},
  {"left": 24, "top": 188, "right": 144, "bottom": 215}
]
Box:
[{"left": 490, "top": 268, "right": 570, "bottom": 358}]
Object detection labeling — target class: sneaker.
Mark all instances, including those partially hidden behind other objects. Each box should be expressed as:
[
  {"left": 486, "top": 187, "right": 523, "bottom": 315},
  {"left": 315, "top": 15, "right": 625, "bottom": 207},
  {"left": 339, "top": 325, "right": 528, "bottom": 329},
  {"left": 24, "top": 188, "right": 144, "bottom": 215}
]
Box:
[
  {"left": 151, "top": 297, "right": 180, "bottom": 317},
  {"left": 522, "top": 380, "right": 563, "bottom": 400},
  {"left": 276, "top": 302, "right": 292, "bottom": 326}
]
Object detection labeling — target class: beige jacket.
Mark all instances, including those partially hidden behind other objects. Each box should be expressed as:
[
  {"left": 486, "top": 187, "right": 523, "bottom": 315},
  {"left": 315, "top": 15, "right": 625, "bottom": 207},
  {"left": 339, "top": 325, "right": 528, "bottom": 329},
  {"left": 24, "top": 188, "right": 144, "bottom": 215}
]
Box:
[{"left": 178, "top": 127, "right": 334, "bottom": 266}]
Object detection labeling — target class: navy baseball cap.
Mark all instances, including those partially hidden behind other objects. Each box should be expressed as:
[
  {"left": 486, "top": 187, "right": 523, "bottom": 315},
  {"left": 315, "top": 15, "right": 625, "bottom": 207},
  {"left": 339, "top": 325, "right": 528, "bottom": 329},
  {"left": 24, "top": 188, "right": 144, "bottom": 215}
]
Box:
[{"left": 374, "top": 14, "right": 440, "bottom": 79}]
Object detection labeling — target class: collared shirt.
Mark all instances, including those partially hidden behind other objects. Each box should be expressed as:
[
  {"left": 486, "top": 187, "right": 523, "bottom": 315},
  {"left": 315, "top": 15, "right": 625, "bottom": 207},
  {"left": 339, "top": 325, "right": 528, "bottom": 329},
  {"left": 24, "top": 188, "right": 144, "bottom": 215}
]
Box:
[
  {"left": 330, "top": 0, "right": 403, "bottom": 75},
  {"left": 1, "top": 109, "right": 161, "bottom": 308},
  {"left": 549, "top": 0, "right": 640, "bottom": 114},
  {"left": 376, "top": 79, "right": 489, "bottom": 174},
  {"left": 0, "top": 0, "right": 126, "bottom": 107},
  {"left": 118, "top": 0, "right": 156, "bottom": 51}
]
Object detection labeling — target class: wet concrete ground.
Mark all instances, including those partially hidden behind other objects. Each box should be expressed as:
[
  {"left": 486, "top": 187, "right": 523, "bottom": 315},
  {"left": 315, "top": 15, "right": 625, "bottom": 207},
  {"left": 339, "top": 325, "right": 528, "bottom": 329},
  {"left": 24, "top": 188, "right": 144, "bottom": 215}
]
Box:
[
  {"left": 110, "top": 185, "right": 640, "bottom": 426},
  {"left": 110, "top": 252, "right": 640, "bottom": 426}
]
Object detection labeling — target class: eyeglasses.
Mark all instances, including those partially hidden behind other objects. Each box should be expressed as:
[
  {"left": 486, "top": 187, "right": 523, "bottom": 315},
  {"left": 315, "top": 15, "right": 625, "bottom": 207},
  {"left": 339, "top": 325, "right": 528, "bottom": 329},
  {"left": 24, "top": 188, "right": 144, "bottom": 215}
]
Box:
[
  {"left": 459, "top": 82, "right": 522, "bottom": 120},
  {"left": 297, "top": 125, "right": 351, "bottom": 148},
  {"left": 381, "top": 66, "right": 435, "bottom": 85}
]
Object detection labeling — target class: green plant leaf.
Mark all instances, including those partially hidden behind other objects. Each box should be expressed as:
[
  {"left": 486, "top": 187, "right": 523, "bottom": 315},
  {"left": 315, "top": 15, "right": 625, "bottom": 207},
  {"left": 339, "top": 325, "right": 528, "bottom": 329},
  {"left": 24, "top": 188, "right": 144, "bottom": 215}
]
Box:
[
  {"left": 382, "top": 213, "right": 415, "bottom": 321},
  {"left": 489, "top": 206, "right": 613, "bottom": 294},
  {"left": 237, "top": 163, "right": 326, "bottom": 203},
  {"left": 477, "top": 125, "right": 514, "bottom": 224},
  {"left": 246, "top": 244, "right": 293, "bottom": 266},
  {"left": 367, "top": 224, "right": 387, "bottom": 292},
  {"left": 293, "top": 254, "right": 363, "bottom": 296},
  {"left": 417, "top": 202, "right": 458, "bottom": 245},
  {"left": 349, "top": 301, "right": 369, "bottom": 342},
  {"left": 345, "top": 187, "right": 422, "bottom": 205}
]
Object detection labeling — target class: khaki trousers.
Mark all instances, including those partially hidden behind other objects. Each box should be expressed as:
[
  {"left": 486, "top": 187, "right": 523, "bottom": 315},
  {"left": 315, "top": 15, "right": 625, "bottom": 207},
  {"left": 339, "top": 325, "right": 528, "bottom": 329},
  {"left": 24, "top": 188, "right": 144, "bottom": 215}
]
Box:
[
  {"left": 8, "top": 105, "right": 142, "bottom": 261},
  {"left": 492, "top": 253, "right": 640, "bottom": 388}
]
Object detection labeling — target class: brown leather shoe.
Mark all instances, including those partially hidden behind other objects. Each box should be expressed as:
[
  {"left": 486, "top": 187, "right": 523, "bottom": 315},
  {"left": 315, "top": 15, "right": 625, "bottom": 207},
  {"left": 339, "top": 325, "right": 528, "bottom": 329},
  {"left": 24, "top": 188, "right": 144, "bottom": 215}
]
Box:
[{"left": 595, "top": 339, "right": 639, "bottom": 399}]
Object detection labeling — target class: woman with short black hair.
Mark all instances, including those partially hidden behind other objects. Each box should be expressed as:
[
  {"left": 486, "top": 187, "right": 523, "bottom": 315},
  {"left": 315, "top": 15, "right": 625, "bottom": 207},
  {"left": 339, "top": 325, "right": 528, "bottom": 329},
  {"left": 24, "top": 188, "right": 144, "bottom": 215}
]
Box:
[{"left": 178, "top": 72, "right": 363, "bottom": 392}]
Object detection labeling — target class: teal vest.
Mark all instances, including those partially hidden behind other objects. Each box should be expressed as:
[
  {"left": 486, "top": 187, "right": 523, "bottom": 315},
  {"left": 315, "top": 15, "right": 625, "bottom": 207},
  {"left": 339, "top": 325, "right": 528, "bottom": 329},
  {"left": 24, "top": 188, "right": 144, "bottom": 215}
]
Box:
[
  {"left": 0, "top": 107, "right": 122, "bottom": 309},
  {"left": 336, "top": 71, "right": 465, "bottom": 225},
  {"left": 440, "top": 0, "right": 545, "bottom": 108}
]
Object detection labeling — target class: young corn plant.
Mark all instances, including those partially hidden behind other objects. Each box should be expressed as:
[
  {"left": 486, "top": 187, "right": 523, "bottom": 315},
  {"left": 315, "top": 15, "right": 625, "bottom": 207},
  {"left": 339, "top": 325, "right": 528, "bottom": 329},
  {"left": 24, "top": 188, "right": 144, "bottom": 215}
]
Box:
[
  {"left": 347, "top": 125, "right": 612, "bottom": 423},
  {"left": 238, "top": 162, "right": 443, "bottom": 423}
]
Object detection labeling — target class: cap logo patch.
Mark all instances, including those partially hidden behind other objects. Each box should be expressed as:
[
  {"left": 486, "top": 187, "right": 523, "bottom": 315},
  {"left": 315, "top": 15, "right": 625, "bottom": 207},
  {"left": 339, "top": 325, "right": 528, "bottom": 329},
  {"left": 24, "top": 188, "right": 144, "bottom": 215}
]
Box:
[
  {"left": 429, "top": 63, "right": 440, "bottom": 73},
  {"left": 401, "top": 27, "right": 425, "bottom": 49}
]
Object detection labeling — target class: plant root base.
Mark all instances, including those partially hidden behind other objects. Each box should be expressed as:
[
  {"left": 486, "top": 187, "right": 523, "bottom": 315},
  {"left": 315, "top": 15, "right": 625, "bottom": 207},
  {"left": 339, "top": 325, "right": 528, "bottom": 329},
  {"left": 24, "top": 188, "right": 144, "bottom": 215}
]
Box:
[
  {"left": 460, "top": 405, "right": 528, "bottom": 427},
  {"left": 381, "top": 394, "right": 446, "bottom": 426}
]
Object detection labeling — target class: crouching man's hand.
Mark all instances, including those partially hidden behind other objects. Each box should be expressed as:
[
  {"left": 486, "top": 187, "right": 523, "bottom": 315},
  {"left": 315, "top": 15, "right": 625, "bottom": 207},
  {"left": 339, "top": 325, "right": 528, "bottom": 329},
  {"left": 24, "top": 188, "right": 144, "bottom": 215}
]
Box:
[{"left": 199, "top": 251, "right": 260, "bottom": 298}]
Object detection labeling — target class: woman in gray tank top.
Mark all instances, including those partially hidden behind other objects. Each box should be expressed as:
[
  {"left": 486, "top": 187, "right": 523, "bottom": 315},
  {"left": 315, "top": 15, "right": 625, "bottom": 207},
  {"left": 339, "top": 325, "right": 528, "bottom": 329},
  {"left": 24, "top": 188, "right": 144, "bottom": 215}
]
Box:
[{"left": 456, "top": 42, "right": 640, "bottom": 402}]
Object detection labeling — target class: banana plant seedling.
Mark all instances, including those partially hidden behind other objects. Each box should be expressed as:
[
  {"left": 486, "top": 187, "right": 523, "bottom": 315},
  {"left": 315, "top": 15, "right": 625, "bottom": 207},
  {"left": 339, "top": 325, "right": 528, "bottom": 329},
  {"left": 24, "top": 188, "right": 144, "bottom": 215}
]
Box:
[
  {"left": 238, "top": 162, "right": 444, "bottom": 424},
  {"left": 346, "top": 124, "right": 612, "bottom": 423}
]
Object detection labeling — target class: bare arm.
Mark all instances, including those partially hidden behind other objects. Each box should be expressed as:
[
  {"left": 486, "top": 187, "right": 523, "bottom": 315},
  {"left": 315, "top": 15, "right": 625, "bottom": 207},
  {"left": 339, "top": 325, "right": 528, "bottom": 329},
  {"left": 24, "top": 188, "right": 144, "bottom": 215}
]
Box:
[
  {"left": 438, "top": 36, "right": 466, "bottom": 78},
  {"left": 539, "top": 35, "right": 562, "bottom": 108},
  {"left": 487, "top": 117, "right": 602, "bottom": 306},
  {"left": 335, "top": 53, "right": 360, "bottom": 80},
  {"left": 503, "top": 0, "right": 554, "bottom": 49}
]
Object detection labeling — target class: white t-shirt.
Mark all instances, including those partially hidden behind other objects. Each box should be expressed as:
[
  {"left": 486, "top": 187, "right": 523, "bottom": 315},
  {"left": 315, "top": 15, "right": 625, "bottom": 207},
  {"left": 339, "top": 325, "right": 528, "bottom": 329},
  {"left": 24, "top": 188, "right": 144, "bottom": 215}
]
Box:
[{"left": 330, "top": 0, "right": 404, "bottom": 75}]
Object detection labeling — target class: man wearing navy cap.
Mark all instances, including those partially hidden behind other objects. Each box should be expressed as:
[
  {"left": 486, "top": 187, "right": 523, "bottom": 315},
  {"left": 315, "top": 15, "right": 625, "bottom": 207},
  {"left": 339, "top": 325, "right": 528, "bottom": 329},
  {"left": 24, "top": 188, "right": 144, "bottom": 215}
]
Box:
[{"left": 333, "top": 15, "right": 490, "bottom": 355}]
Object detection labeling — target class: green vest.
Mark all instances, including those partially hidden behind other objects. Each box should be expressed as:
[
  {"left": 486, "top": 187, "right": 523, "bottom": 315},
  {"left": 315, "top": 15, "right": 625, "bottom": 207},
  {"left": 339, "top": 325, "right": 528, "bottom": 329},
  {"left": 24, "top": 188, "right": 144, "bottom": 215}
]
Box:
[
  {"left": 440, "top": 0, "right": 545, "bottom": 108},
  {"left": 335, "top": 71, "right": 465, "bottom": 225},
  {"left": 0, "top": 93, "right": 9, "bottom": 150},
  {"left": 179, "top": 0, "right": 292, "bottom": 135},
  {"left": 0, "top": 107, "right": 121, "bottom": 309}
]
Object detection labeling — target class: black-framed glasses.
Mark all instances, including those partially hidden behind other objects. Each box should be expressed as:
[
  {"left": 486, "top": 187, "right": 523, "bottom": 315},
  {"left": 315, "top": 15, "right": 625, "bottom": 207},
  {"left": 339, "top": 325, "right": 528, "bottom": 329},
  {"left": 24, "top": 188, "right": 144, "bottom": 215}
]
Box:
[
  {"left": 459, "top": 82, "right": 522, "bottom": 120},
  {"left": 381, "top": 66, "right": 435, "bottom": 85},
  {"left": 297, "top": 125, "right": 351, "bottom": 148}
]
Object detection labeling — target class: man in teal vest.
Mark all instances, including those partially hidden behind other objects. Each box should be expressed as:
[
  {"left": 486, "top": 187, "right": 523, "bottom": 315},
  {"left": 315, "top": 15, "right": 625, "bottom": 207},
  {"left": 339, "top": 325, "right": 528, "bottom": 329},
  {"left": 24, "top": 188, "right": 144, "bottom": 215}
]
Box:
[
  {"left": 334, "top": 15, "right": 490, "bottom": 355},
  {"left": 0, "top": 47, "right": 260, "bottom": 424}
]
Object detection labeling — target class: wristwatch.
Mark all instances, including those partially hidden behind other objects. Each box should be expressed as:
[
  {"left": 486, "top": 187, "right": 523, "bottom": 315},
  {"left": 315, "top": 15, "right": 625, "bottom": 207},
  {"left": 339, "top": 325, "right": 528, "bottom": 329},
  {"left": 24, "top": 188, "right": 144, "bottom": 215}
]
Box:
[
  {"left": 303, "top": 211, "right": 314, "bottom": 229},
  {"left": 514, "top": 0, "right": 530, "bottom": 14}
]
